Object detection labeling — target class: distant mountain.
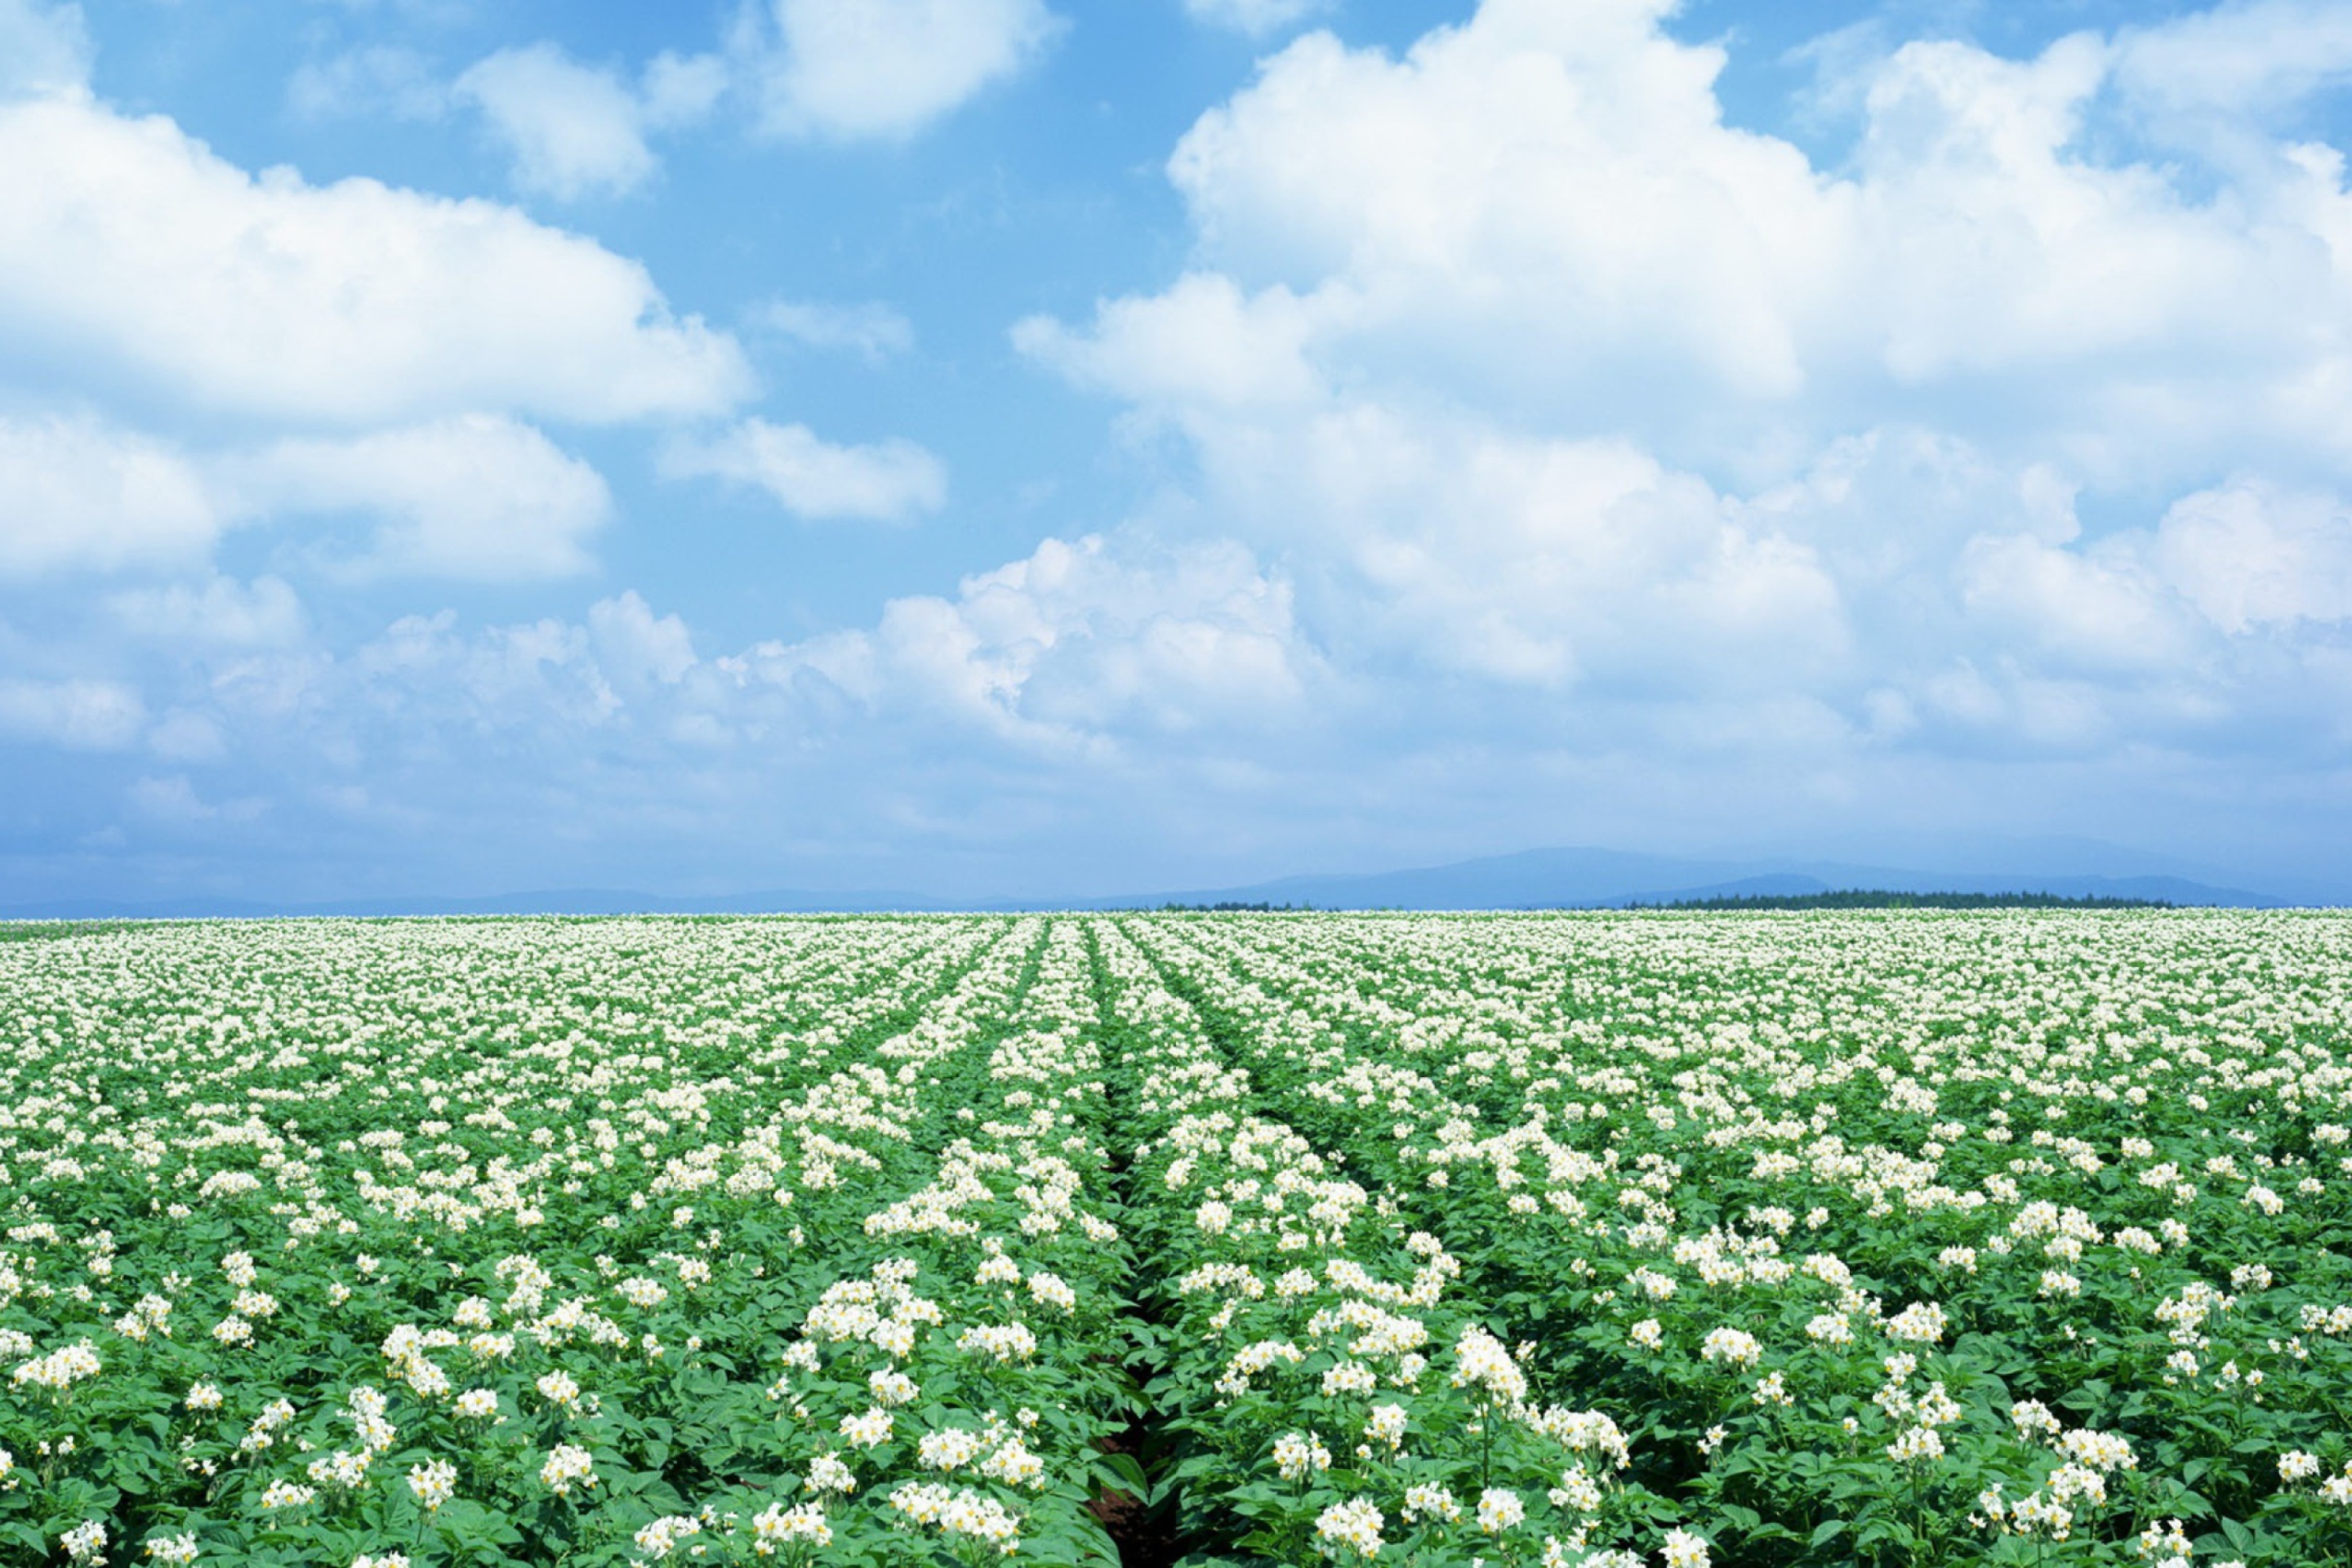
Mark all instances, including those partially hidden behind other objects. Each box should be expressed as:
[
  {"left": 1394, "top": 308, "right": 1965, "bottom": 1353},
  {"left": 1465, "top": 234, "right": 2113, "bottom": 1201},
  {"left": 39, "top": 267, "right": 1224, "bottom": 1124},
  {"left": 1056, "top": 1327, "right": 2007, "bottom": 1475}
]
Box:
[
  {"left": 0, "top": 888, "right": 965, "bottom": 920},
  {"left": 0, "top": 844, "right": 2315, "bottom": 920},
  {"left": 1133, "top": 846, "right": 2295, "bottom": 911},
  {"left": 1143, "top": 848, "right": 1747, "bottom": 910}
]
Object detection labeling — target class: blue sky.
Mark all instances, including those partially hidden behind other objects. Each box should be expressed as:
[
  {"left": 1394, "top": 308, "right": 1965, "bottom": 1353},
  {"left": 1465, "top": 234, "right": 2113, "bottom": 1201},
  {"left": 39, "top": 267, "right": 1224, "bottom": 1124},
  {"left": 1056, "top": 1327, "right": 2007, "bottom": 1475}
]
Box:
[{"left": 5, "top": 0, "right": 2352, "bottom": 904}]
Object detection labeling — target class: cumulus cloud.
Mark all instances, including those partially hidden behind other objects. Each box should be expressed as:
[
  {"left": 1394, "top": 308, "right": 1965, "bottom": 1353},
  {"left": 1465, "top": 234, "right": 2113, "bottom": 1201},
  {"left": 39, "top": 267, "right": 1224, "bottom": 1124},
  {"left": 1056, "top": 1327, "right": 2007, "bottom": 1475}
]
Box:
[
  {"left": 358, "top": 608, "right": 623, "bottom": 730},
  {"left": 0, "top": 39, "right": 1008, "bottom": 605},
  {"left": 1153, "top": 6, "right": 1842, "bottom": 414},
  {"left": 0, "top": 675, "right": 145, "bottom": 750},
  {"left": 123, "top": 773, "right": 268, "bottom": 823},
  {"left": 0, "top": 0, "right": 89, "bottom": 100},
  {"left": 731, "top": 532, "right": 1314, "bottom": 743},
  {"left": 128, "top": 773, "right": 213, "bottom": 821},
  {"left": 2152, "top": 481, "right": 2352, "bottom": 634},
  {"left": 0, "top": 91, "right": 749, "bottom": 426},
  {"left": 2111, "top": 0, "right": 2352, "bottom": 118},
  {"left": 222, "top": 415, "right": 612, "bottom": 580},
  {"left": 295, "top": 41, "right": 730, "bottom": 198},
  {"left": 244, "top": 539, "right": 1314, "bottom": 773},
  {"left": 1013, "top": 273, "right": 1324, "bottom": 410},
  {"left": 589, "top": 590, "right": 697, "bottom": 689},
  {"left": 106, "top": 576, "right": 305, "bottom": 648},
  {"left": 0, "top": 414, "right": 217, "bottom": 577},
  {"left": 309, "top": 0, "right": 1048, "bottom": 180},
  {"left": 453, "top": 44, "right": 659, "bottom": 199},
  {"left": 639, "top": 51, "right": 731, "bottom": 129},
  {"left": 736, "top": 0, "right": 1061, "bottom": 140},
  {"left": 662, "top": 418, "right": 947, "bottom": 523},
  {"left": 1101, "top": 0, "right": 2352, "bottom": 478},
  {"left": 1200, "top": 408, "right": 1847, "bottom": 689},
  {"left": 23, "top": 0, "right": 2352, "bottom": 892},
  {"left": 1017, "top": 0, "right": 2352, "bottom": 763},
  {"left": 1955, "top": 531, "right": 2191, "bottom": 675},
  {"left": 0, "top": 411, "right": 613, "bottom": 584}
]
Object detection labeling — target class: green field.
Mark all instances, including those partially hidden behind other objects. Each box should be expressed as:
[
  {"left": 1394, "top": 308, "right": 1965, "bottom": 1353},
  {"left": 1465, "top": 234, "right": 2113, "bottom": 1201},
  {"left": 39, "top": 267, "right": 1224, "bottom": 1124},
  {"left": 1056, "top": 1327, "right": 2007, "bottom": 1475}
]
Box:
[{"left": 2, "top": 912, "right": 2348, "bottom": 1567}]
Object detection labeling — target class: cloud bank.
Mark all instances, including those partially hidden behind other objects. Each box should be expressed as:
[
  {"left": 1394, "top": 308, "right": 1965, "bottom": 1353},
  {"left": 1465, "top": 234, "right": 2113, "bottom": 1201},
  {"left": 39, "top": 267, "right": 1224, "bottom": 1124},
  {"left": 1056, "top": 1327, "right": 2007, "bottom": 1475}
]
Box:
[{"left": 11, "top": 0, "right": 2352, "bottom": 902}]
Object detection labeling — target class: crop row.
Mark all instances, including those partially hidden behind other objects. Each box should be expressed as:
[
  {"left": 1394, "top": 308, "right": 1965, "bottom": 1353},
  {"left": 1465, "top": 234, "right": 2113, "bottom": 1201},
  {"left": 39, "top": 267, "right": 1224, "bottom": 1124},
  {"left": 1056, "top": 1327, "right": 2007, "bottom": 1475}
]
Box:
[
  {"left": 1120, "top": 913, "right": 2352, "bottom": 1566},
  {"left": 0, "top": 918, "right": 1145, "bottom": 1566},
  {"left": 2, "top": 911, "right": 2351, "bottom": 1568}
]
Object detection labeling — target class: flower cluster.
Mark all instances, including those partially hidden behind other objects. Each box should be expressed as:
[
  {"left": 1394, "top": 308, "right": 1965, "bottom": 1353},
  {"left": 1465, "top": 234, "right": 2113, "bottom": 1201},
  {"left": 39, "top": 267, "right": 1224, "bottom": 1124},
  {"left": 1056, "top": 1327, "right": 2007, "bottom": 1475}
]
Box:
[{"left": 7, "top": 909, "right": 2352, "bottom": 1568}]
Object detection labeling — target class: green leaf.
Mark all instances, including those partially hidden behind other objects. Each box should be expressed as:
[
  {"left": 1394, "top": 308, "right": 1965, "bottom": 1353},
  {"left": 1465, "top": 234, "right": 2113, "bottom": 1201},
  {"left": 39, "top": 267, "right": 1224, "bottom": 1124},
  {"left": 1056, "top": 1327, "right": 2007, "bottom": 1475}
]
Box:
[{"left": 1098, "top": 1452, "right": 1150, "bottom": 1497}]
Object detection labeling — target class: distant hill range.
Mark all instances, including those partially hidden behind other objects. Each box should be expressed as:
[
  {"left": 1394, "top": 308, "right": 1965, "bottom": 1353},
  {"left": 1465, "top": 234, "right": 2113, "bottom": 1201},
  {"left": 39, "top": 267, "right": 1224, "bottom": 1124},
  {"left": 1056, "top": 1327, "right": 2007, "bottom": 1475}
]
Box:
[
  {"left": 1130, "top": 847, "right": 2291, "bottom": 911},
  {"left": 0, "top": 888, "right": 958, "bottom": 920},
  {"left": 0, "top": 843, "right": 2310, "bottom": 918}
]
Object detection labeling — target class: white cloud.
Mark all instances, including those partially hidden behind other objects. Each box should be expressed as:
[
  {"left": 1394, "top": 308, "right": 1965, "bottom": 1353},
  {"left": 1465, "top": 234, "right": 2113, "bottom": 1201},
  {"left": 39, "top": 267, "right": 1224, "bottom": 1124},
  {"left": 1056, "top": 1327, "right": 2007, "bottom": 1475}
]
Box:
[
  {"left": 127, "top": 773, "right": 212, "bottom": 821},
  {"left": 308, "top": 0, "right": 1055, "bottom": 194},
  {"left": 0, "top": 92, "right": 750, "bottom": 426},
  {"left": 1156, "top": 10, "right": 1842, "bottom": 412},
  {"left": 0, "top": 408, "right": 616, "bottom": 584},
  {"left": 223, "top": 415, "right": 612, "bottom": 580},
  {"left": 24, "top": 0, "right": 2352, "bottom": 890},
  {"left": 1182, "top": 0, "right": 1333, "bottom": 39},
  {"left": 1013, "top": 273, "right": 1323, "bottom": 410},
  {"left": 734, "top": 532, "right": 1314, "bottom": 742},
  {"left": 296, "top": 42, "right": 728, "bottom": 197},
  {"left": 589, "top": 590, "right": 697, "bottom": 688},
  {"left": 1955, "top": 531, "right": 2191, "bottom": 675},
  {"left": 146, "top": 710, "right": 227, "bottom": 763},
  {"left": 1016, "top": 0, "right": 2352, "bottom": 760},
  {"left": 125, "top": 773, "right": 268, "bottom": 822},
  {"left": 1189, "top": 406, "right": 1848, "bottom": 690},
  {"left": 737, "top": 0, "right": 1061, "bottom": 140},
  {"left": 454, "top": 44, "right": 659, "bottom": 200},
  {"left": 0, "top": 0, "right": 89, "bottom": 100},
  {"left": 662, "top": 418, "right": 946, "bottom": 523},
  {"left": 107, "top": 575, "right": 305, "bottom": 648},
  {"left": 359, "top": 608, "right": 622, "bottom": 728},
  {"left": 345, "top": 591, "right": 751, "bottom": 755},
  {"left": 2113, "top": 0, "right": 2352, "bottom": 118},
  {"left": 0, "top": 676, "right": 144, "bottom": 750},
  {"left": 0, "top": 414, "right": 216, "bottom": 577},
  {"left": 2153, "top": 480, "right": 2352, "bottom": 633},
  {"left": 639, "top": 51, "right": 729, "bottom": 129},
  {"left": 1849, "top": 35, "right": 2289, "bottom": 403},
  {"left": 287, "top": 45, "right": 448, "bottom": 122},
  {"left": 756, "top": 299, "right": 916, "bottom": 362},
  {"left": 1099, "top": 0, "right": 2352, "bottom": 483}
]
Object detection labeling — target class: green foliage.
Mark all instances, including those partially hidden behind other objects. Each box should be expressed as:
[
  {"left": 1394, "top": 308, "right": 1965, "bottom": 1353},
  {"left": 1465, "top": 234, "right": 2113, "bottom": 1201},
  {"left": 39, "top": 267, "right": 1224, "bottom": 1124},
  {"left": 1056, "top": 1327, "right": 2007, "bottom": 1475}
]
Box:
[
  {"left": 1639, "top": 892, "right": 2176, "bottom": 911},
  {"left": 2, "top": 909, "right": 2350, "bottom": 1568}
]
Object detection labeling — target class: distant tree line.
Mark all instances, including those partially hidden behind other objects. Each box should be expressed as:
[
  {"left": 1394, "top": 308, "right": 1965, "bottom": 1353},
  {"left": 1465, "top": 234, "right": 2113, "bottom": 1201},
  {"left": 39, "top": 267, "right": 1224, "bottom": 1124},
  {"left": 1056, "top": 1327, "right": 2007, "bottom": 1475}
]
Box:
[
  {"left": 0, "top": 921, "right": 136, "bottom": 942},
  {"left": 1637, "top": 889, "right": 2176, "bottom": 911}
]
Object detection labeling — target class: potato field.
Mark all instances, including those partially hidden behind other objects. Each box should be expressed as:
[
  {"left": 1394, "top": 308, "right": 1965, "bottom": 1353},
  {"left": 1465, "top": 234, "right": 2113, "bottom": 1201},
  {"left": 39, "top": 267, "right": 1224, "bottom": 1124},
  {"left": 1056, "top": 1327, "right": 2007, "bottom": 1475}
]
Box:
[{"left": 2, "top": 912, "right": 2350, "bottom": 1568}]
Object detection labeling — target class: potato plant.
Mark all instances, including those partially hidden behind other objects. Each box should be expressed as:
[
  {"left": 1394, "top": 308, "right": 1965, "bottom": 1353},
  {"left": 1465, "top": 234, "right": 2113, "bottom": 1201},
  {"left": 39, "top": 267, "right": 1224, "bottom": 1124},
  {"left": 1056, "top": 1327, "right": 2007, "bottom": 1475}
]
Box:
[{"left": 2, "top": 911, "right": 2349, "bottom": 1567}]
